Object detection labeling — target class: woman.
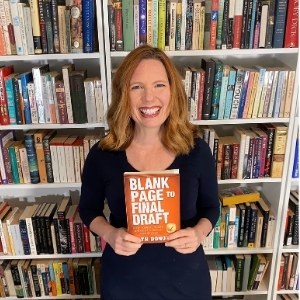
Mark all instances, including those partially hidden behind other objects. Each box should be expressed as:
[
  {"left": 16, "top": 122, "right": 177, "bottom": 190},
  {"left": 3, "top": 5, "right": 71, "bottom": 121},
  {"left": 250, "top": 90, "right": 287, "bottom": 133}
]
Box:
[{"left": 79, "top": 45, "right": 220, "bottom": 300}]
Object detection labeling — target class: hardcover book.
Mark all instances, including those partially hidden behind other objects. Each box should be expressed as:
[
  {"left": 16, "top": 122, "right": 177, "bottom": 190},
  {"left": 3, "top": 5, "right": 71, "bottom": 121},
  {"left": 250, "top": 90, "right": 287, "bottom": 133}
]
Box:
[{"left": 124, "top": 169, "right": 180, "bottom": 243}]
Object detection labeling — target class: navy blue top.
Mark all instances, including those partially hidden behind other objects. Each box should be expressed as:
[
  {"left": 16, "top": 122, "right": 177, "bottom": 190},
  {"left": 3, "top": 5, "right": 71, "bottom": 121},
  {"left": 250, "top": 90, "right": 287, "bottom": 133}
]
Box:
[{"left": 79, "top": 138, "right": 220, "bottom": 300}]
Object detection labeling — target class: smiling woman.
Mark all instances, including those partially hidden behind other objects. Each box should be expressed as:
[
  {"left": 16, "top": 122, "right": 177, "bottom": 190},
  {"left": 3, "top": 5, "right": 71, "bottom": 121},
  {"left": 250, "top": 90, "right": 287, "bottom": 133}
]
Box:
[{"left": 79, "top": 45, "right": 220, "bottom": 300}]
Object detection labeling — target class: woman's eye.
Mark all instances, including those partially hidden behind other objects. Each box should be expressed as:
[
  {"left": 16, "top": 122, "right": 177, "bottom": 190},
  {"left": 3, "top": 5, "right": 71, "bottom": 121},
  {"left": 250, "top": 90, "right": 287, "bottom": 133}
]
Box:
[
  {"left": 130, "top": 85, "right": 143, "bottom": 90},
  {"left": 155, "top": 83, "right": 166, "bottom": 88}
]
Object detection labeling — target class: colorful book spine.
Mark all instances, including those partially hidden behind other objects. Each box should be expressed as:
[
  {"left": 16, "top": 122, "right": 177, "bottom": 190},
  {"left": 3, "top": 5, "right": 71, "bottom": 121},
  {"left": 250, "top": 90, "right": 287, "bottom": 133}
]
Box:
[
  {"left": 223, "top": 68, "right": 236, "bottom": 119},
  {"left": 139, "top": 0, "right": 147, "bottom": 45},
  {"left": 24, "top": 131, "right": 40, "bottom": 184}
]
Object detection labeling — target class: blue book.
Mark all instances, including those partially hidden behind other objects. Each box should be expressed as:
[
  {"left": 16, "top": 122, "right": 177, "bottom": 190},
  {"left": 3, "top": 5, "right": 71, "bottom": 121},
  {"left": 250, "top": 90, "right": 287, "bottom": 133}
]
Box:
[
  {"left": 19, "top": 72, "right": 33, "bottom": 124},
  {"left": 82, "top": 0, "right": 96, "bottom": 53},
  {"left": 237, "top": 69, "right": 251, "bottom": 118},
  {"left": 292, "top": 138, "right": 299, "bottom": 178},
  {"left": 272, "top": 0, "right": 288, "bottom": 48},
  {"left": 218, "top": 64, "right": 230, "bottom": 119},
  {"left": 4, "top": 74, "right": 18, "bottom": 125},
  {"left": 223, "top": 68, "right": 236, "bottom": 119},
  {"left": 24, "top": 130, "right": 40, "bottom": 184},
  {"left": 139, "top": 0, "right": 147, "bottom": 45},
  {"left": 249, "top": 0, "right": 257, "bottom": 49},
  {"left": 7, "top": 140, "right": 20, "bottom": 184},
  {"left": 210, "top": 60, "right": 223, "bottom": 119}
]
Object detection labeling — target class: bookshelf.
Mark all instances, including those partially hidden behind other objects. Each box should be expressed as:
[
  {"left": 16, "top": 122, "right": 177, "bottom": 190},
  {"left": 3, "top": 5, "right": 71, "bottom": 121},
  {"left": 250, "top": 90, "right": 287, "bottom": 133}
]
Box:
[
  {"left": 100, "top": 1, "right": 299, "bottom": 299},
  {"left": 0, "top": 0, "right": 105, "bottom": 299},
  {"left": 273, "top": 102, "right": 299, "bottom": 299},
  {"left": 0, "top": 0, "right": 298, "bottom": 300}
]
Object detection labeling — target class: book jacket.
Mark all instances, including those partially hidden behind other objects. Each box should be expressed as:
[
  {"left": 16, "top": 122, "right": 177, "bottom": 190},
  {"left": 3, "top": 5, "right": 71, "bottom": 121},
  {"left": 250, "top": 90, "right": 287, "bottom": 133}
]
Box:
[{"left": 124, "top": 169, "right": 180, "bottom": 243}]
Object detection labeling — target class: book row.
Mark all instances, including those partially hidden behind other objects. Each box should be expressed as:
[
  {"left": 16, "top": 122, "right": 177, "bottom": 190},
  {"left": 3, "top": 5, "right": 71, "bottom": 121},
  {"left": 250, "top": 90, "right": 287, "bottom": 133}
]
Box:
[
  {"left": 283, "top": 191, "right": 299, "bottom": 247},
  {"left": 183, "top": 61, "right": 295, "bottom": 121},
  {"left": 0, "top": 0, "right": 98, "bottom": 56},
  {"left": 200, "top": 124, "right": 288, "bottom": 180},
  {"left": 0, "top": 197, "right": 103, "bottom": 255},
  {"left": 277, "top": 252, "right": 299, "bottom": 292},
  {"left": 208, "top": 254, "right": 270, "bottom": 293},
  {"left": 0, "top": 64, "right": 106, "bottom": 126},
  {"left": 108, "top": 0, "right": 298, "bottom": 51},
  {"left": 0, "top": 130, "right": 103, "bottom": 185},
  {"left": 0, "top": 257, "right": 101, "bottom": 298},
  {"left": 203, "top": 196, "right": 276, "bottom": 250}
]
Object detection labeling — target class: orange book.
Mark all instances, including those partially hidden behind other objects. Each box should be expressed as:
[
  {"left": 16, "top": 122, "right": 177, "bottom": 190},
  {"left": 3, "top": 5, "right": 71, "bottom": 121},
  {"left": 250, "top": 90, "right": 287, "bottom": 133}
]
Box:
[{"left": 124, "top": 169, "right": 180, "bottom": 243}]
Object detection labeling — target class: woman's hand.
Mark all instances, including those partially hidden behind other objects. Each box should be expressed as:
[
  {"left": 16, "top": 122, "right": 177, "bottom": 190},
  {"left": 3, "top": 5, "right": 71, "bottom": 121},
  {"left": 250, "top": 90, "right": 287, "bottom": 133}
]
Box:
[
  {"left": 165, "top": 227, "right": 205, "bottom": 254},
  {"left": 105, "top": 227, "right": 142, "bottom": 256}
]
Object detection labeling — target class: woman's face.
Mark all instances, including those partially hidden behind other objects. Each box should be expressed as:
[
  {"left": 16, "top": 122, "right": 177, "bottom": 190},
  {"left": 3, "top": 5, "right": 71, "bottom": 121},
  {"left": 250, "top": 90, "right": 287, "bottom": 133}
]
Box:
[{"left": 129, "top": 59, "right": 171, "bottom": 131}]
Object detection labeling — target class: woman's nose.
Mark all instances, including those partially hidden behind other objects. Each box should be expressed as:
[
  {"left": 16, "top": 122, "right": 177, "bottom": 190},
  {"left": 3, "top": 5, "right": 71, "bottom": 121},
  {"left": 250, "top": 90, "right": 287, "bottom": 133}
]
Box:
[{"left": 144, "top": 87, "right": 154, "bottom": 101}]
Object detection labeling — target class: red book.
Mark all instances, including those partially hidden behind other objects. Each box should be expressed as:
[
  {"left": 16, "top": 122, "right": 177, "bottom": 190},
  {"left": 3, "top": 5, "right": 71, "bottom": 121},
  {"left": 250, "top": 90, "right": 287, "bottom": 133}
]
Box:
[
  {"left": 197, "top": 68, "right": 205, "bottom": 120},
  {"left": 232, "top": 1, "right": 243, "bottom": 48},
  {"left": 209, "top": 0, "right": 219, "bottom": 49},
  {"left": 284, "top": 0, "right": 299, "bottom": 48},
  {"left": 0, "top": 65, "right": 14, "bottom": 125}
]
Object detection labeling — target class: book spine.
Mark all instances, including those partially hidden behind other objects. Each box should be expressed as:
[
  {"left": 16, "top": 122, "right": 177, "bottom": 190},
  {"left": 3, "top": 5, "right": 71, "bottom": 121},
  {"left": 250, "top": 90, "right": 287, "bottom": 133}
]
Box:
[
  {"left": 272, "top": 0, "right": 288, "bottom": 48},
  {"left": 82, "top": 0, "right": 95, "bottom": 53},
  {"left": 51, "top": 0, "right": 60, "bottom": 53},
  {"left": 28, "top": 0, "right": 42, "bottom": 53},
  {"left": 24, "top": 133, "right": 40, "bottom": 184},
  {"left": 70, "top": 0, "right": 83, "bottom": 53},
  {"left": 19, "top": 219, "right": 31, "bottom": 255}
]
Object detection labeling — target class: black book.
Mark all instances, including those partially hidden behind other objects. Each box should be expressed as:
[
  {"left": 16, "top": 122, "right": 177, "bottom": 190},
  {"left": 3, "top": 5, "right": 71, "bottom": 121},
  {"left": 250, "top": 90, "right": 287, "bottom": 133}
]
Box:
[
  {"left": 289, "top": 192, "right": 299, "bottom": 245},
  {"left": 201, "top": 58, "right": 216, "bottom": 120},
  {"left": 255, "top": 197, "right": 270, "bottom": 247}
]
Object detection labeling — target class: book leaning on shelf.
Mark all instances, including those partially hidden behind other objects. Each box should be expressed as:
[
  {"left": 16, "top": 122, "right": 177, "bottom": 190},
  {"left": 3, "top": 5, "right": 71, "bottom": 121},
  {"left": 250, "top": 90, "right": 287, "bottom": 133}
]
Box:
[
  {"left": 124, "top": 169, "right": 180, "bottom": 243},
  {"left": 219, "top": 186, "right": 260, "bottom": 206}
]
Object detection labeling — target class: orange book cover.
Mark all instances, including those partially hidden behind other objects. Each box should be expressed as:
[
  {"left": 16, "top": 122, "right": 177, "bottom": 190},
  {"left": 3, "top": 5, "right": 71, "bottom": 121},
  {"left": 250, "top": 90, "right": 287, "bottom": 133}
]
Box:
[{"left": 124, "top": 169, "right": 180, "bottom": 243}]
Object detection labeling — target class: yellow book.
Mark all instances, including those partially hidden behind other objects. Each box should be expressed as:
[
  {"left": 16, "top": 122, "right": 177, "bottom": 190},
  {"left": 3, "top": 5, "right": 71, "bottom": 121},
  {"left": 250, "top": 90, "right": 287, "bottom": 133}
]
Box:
[
  {"left": 52, "top": 260, "right": 62, "bottom": 295},
  {"left": 219, "top": 186, "right": 260, "bottom": 206},
  {"left": 158, "top": 0, "right": 166, "bottom": 50},
  {"left": 246, "top": 71, "right": 260, "bottom": 118}
]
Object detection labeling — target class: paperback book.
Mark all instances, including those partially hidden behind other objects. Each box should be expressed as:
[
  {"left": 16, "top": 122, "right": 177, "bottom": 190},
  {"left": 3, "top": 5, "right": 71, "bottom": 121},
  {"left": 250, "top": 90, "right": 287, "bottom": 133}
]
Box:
[{"left": 124, "top": 169, "right": 180, "bottom": 243}]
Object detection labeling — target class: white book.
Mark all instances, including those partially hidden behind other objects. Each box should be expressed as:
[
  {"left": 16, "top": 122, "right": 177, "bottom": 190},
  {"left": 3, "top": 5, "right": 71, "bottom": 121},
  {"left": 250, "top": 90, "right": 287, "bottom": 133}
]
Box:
[
  {"left": 10, "top": 222, "right": 24, "bottom": 255},
  {"left": 84, "top": 78, "right": 97, "bottom": 123},
  {"left": 50, "top": 223, "right": 57, "bottom": 254},
  {"left": 258, "top": 4, "right": 268, "bottom": 48},
  {"left": 27, "top": 82, "right": 39, "bottom": 123},
  {"left": 25, "top": 204, "right": 38, "bottom": 255},
  {"left": 73, "top": 140, "right": 81, "bottom": 183},
  {"left": 169, "top": 0, "right": 177, "bottom": 51},
  {"left": 233, "top": 127, "right": 246, "bottom": 179},
  {"left": 16, "top": 2, "right": 29, "bottom": 55},
  {"left": 9, "top": 0, "right": 24, "bottom": 55},
  {"left": 22, "top": 4, "right": 35, "bottom": 54},
  {"left": 262, "top": 70, "right": 275, "bottom": 118},
  {"left": 64, "top": 136, "right": 77, "bottom": 183},
  {"left": 62, "top": 64, "right": 75, "bottom": 123},
  {"left": 56, "top": 137, "right": 69, "bottom": 183},
  {"left": 40, "top": 73, "right": 52, "bottom": 123},
  {"left": 180, "top": 0, "right": 187, "bottom": 50},
  {"left": 50, "top": 142, "right": 60, "bottom": 183},
  {"left": 227, "top": 205, "right": 236, "bottom": 248},
  {"left": 94, "top": 78, "right": 104, "bottom": 123},
  {"left": 32, "top": 64, "right": 50, "bottom": 123}
]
